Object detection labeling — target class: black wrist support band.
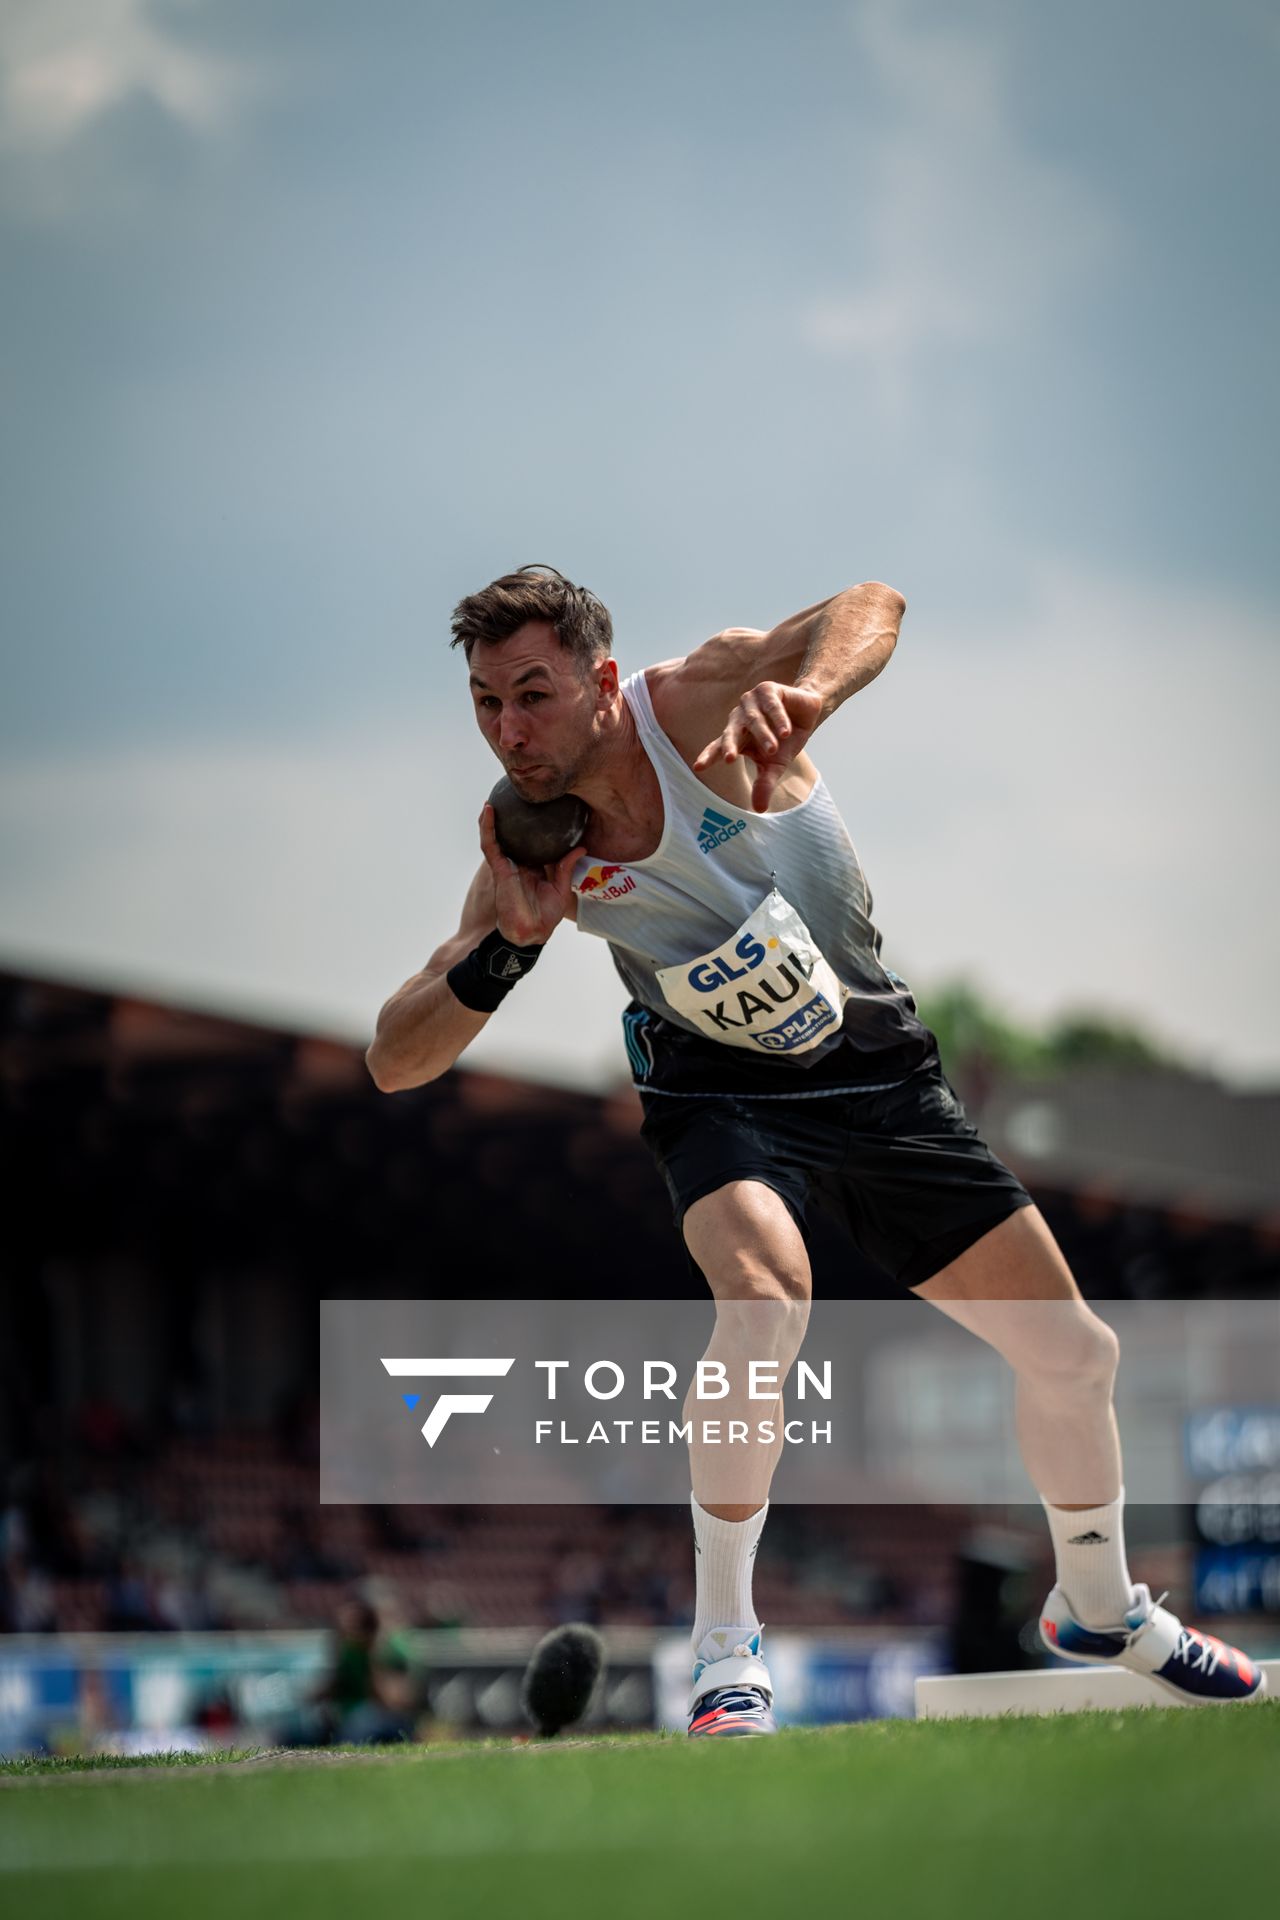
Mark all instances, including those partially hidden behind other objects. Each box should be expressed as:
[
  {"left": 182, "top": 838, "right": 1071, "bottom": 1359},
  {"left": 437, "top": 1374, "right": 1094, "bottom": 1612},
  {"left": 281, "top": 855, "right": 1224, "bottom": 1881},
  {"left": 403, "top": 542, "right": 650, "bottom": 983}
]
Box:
[{"left": 446, "top": 927, "right": 545, "bottom": 1013}]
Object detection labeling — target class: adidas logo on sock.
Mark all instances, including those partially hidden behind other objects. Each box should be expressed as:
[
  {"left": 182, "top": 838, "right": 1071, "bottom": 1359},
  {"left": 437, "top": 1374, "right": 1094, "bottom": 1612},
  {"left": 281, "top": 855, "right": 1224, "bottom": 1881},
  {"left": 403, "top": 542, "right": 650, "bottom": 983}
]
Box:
[
  {"left": 1067, "top": 1529, "right": 1109, "bottom": 1545},
  {"left": 697, "top": 806, "right": 746, "bottom": 854}
]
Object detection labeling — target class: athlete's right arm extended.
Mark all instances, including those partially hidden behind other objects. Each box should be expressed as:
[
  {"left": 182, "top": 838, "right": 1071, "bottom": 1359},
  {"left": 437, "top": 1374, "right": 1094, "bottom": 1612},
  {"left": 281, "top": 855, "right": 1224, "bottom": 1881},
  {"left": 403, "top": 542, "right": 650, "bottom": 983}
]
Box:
[
  {"left": 365, "top": 805, "right": 579, "bottom": 1093},
  {"left": 364, "top": 861, "right": 498, "bottom": 1093}
]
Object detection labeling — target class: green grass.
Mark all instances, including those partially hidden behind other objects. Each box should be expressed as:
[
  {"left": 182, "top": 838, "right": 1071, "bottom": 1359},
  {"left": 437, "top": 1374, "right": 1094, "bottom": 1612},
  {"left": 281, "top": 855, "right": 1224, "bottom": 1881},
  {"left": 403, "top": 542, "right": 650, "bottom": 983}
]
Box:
[
  {"left": 0, "top": 1747, "right": 269, "bottom": 1777},
  {"left": 1, "top": 1707, "right": 1276, "bottom": 1920}
]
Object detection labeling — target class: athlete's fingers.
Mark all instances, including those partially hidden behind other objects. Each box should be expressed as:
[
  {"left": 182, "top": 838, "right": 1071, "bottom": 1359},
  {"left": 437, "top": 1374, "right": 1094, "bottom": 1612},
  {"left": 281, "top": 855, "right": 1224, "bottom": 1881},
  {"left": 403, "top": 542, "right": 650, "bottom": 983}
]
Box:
[
  {"left": 698, "top": 697, "right": 764, "bottom": 769},
  {"left": 755, "top": 686, "right": 792, "bottom": 739},
  {"left": 724, "top": 708, "right": 765, "bottom": 763},
  {"left": 750, "top": 761, "right": 786, "bottom": 812},
  {"left": 743, "top": 716, "right": 779, "bottom": 759},
  {"left": 727, "top": 692, "right": 780, "bottom": 761},
  {"left": 698, "top": 686, "right": 795, "bottom": 773},
  {"left": 478, "top": 804, "right": 516, "bottom": 875},
  {"left": 547, "top": 845, "right": 581, "bottom": 898},
  {"left": 478, "top": 803, "right": 500, "bottom": 859}
]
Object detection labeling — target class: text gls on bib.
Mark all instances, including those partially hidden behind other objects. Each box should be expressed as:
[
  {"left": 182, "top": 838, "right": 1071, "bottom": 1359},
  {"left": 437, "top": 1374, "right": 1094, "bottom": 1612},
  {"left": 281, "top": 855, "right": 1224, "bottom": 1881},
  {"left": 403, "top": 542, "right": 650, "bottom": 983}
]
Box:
[{"left": 654, "top": 889, "right": 849, "bottom": 1055}]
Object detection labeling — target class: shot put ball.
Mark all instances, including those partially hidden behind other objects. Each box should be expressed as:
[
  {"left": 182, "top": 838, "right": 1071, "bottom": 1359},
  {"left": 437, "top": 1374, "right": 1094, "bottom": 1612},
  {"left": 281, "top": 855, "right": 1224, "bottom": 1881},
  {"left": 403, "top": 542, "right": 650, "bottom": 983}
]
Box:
[{"left": 488, "top": 776, "right": 589, "bottom": 868}]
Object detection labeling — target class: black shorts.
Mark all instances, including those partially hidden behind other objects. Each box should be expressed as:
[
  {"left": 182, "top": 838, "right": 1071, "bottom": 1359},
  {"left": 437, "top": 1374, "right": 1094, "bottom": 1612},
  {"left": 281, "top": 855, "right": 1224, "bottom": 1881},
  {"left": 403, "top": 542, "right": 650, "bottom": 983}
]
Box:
[{"left": 637, "top": 1040, "right": 1034, "bottom": 1292}]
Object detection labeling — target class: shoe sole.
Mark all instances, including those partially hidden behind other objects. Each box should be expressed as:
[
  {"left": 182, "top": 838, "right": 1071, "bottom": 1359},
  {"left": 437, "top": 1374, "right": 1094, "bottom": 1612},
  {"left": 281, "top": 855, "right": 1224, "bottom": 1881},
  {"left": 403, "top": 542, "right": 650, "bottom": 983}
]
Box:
[
  {"left": 688, "top": 1725, "right": 777, "bottom": 1738},
  {"left": 1143, "top": 1664, "right": 1268, "bottom": 1708},
  {"left": 688, "top": 1698, "right": 778, "bottom": 1738}
]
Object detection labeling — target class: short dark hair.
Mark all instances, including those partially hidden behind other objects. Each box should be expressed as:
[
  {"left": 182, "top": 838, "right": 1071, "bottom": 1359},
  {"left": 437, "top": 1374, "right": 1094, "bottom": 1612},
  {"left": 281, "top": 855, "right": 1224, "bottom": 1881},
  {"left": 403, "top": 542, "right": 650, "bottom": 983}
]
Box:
[{"left": 449, "top": 564, "right": 613, "bottom": 672}]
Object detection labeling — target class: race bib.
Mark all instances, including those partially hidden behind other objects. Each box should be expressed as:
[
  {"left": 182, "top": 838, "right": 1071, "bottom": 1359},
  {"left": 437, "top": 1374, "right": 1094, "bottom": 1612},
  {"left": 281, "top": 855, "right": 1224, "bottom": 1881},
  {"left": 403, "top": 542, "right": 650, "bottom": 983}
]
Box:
[{"left": 654, "top": 889, "right": 848, "bottom": 1055}]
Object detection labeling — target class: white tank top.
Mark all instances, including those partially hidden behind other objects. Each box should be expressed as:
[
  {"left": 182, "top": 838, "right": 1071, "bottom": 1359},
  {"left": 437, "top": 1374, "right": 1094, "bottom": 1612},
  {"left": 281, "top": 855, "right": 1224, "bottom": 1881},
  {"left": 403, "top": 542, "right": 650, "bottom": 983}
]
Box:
[{"left": 572, "top": 670, "right": 927, "bottom": 1071}]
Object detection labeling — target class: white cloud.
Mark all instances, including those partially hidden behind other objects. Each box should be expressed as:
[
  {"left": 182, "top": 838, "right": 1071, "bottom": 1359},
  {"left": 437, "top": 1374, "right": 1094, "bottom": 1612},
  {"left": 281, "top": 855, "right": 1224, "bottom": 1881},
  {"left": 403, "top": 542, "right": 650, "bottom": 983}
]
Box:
[
  {"left": 801, "top": 0, "right": 1115, "bottom": 410},
  {"left": 0, "top": 0, "right": 249, "bottom": 152}
]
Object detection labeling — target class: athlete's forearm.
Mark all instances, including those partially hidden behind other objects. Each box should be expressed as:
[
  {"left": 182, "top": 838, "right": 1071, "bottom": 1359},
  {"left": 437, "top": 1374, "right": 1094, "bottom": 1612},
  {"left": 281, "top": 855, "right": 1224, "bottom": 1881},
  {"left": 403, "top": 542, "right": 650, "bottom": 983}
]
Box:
[
  {"left": 365, "top": 968, "right": 491, "bottom": 1092},
  {"left": 791, "top": 581, "right": 905, "bottom": 722}
]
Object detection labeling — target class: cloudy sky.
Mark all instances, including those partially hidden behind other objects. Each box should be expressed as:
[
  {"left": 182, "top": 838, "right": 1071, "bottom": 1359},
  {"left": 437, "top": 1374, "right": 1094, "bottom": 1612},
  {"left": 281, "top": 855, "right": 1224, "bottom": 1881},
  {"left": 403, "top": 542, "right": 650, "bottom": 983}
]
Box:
[{"left": 2, "top": 0, "right": 1277, "bottom": 1089}]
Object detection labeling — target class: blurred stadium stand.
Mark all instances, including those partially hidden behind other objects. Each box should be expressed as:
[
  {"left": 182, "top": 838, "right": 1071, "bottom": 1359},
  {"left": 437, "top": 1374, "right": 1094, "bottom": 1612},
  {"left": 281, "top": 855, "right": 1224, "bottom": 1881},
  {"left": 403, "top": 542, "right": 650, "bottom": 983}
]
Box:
[
  {"left": 1, "top": 968, "right": 1276, "bottom": 1681},
  {"left": 976, "top": 1072, "right": 1280, "bottom": 1240}
]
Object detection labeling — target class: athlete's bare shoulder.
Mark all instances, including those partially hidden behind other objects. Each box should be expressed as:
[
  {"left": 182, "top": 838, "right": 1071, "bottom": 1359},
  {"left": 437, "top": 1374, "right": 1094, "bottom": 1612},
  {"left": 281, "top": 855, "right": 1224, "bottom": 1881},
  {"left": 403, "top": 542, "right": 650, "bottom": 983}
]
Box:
[
  {"left": 643, "top": 642, "right": 819, "bottom": 814},
  {"left": 640, "top": 654, "right": 689, "bottom": 722},
  {"left": 643, "top": 636, "right": 752, "bottom": 747}
]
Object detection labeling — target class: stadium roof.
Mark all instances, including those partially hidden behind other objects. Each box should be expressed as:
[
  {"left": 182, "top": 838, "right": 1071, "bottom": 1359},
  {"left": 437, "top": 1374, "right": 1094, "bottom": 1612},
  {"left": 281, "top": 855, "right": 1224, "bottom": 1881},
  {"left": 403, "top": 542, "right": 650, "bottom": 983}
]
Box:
[{"left": 980, "top": 1070, "right": 1280, "bottom": 1224}]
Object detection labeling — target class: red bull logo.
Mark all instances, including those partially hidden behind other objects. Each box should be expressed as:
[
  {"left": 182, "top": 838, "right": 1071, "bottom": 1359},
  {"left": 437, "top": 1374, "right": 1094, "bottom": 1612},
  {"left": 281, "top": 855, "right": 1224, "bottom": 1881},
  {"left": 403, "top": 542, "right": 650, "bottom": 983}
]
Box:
[{"left": 576, "top": 863, "right": 636, "bottom": 902}]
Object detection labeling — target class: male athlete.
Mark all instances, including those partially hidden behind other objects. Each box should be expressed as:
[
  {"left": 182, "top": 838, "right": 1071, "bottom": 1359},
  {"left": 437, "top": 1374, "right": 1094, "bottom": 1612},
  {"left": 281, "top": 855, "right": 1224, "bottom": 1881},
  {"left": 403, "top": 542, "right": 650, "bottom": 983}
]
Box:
[{"left": 367, "top": 564, "right": 1264, "bottom": 1734}]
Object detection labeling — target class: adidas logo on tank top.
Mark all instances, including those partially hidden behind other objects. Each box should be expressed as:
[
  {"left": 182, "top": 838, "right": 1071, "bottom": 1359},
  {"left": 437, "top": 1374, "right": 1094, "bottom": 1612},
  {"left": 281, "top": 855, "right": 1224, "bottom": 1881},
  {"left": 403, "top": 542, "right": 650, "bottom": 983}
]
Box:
[{"left": 697, "top": 805, "right": 747, "bottom": 854}]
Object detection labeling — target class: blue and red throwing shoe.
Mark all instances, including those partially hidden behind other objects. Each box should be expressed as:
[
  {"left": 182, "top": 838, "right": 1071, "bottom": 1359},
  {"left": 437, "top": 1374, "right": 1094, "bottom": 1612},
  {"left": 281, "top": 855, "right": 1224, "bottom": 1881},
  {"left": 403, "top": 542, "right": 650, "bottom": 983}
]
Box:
[
  {"left": 1040, "top": 1581, "right": 1266, "bottom": 1705},
  {"left": 688, "top": 1626, "right": 778, "bottom": 1738}
]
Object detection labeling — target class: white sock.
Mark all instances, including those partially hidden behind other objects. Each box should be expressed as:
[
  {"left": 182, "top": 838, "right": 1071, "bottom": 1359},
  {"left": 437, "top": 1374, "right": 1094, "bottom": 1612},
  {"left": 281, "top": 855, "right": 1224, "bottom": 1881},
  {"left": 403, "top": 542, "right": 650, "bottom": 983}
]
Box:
[
  {"left": 691, "top": 1496, "right": 767, "bottom": 1649},
  {"left": 1043, "top": 1490, "right": 1137, "bottom": 1626}
]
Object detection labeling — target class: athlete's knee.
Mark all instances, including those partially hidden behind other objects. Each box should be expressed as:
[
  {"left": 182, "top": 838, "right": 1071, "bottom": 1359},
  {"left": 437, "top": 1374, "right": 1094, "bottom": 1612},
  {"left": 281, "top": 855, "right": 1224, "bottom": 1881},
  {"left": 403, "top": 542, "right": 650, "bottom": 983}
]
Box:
[
  {"left": 702, "top": 1243, "right": 811, "bottom": 1307},
  {"left": 1013, "top": 1304, "right": 1120, "bottom": 1396},
  {"left": 698, "top": 1249, "right": 811, "bottom": 1390}
]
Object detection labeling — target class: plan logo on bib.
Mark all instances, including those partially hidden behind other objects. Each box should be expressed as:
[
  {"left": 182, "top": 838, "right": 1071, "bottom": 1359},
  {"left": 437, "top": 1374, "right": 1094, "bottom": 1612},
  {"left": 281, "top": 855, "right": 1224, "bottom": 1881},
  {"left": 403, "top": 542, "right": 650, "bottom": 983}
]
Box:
[{"left": 697, "top": 806, "right": 746, "bottom": 855}]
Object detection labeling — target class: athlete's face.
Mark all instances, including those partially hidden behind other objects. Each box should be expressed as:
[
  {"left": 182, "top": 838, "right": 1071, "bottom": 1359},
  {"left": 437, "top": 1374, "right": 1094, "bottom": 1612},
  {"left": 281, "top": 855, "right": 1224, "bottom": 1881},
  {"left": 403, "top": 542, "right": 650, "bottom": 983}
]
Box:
[{"left": 468, "top": 622, "right": 614, "bottom": 799}]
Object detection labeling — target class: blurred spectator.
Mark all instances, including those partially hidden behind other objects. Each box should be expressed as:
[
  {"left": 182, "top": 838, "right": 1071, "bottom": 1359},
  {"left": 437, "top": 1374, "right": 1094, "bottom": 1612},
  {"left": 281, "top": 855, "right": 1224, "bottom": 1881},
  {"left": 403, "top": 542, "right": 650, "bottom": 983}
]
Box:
[
  {"left": 550, "top": 1548, "right": 606, "bottom": 1626},
  {"left": 1, "top": 1551, "right": 58, "bottom": 1632},
  {"left": 273, "top": 1506, "right": 358, "bottom": 1584},
  {"left": 281, "top": 1595, "right": 419, "bottom": 1746},
  {"left": 153, "top": 1565, "right": 219, "bottom": 1631},
  {"left": 421, "top": 1579, "right": 467, "bottom": 1629},
  {"left": 104, "top": 1557, "right": 162, "bottom": 1631},
  {"left": 0, "top": 1492, "right": 29, "bottom": 1563},
  {"left": 601, "top": 1518, "right": 675, "bottom": 1622}
]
